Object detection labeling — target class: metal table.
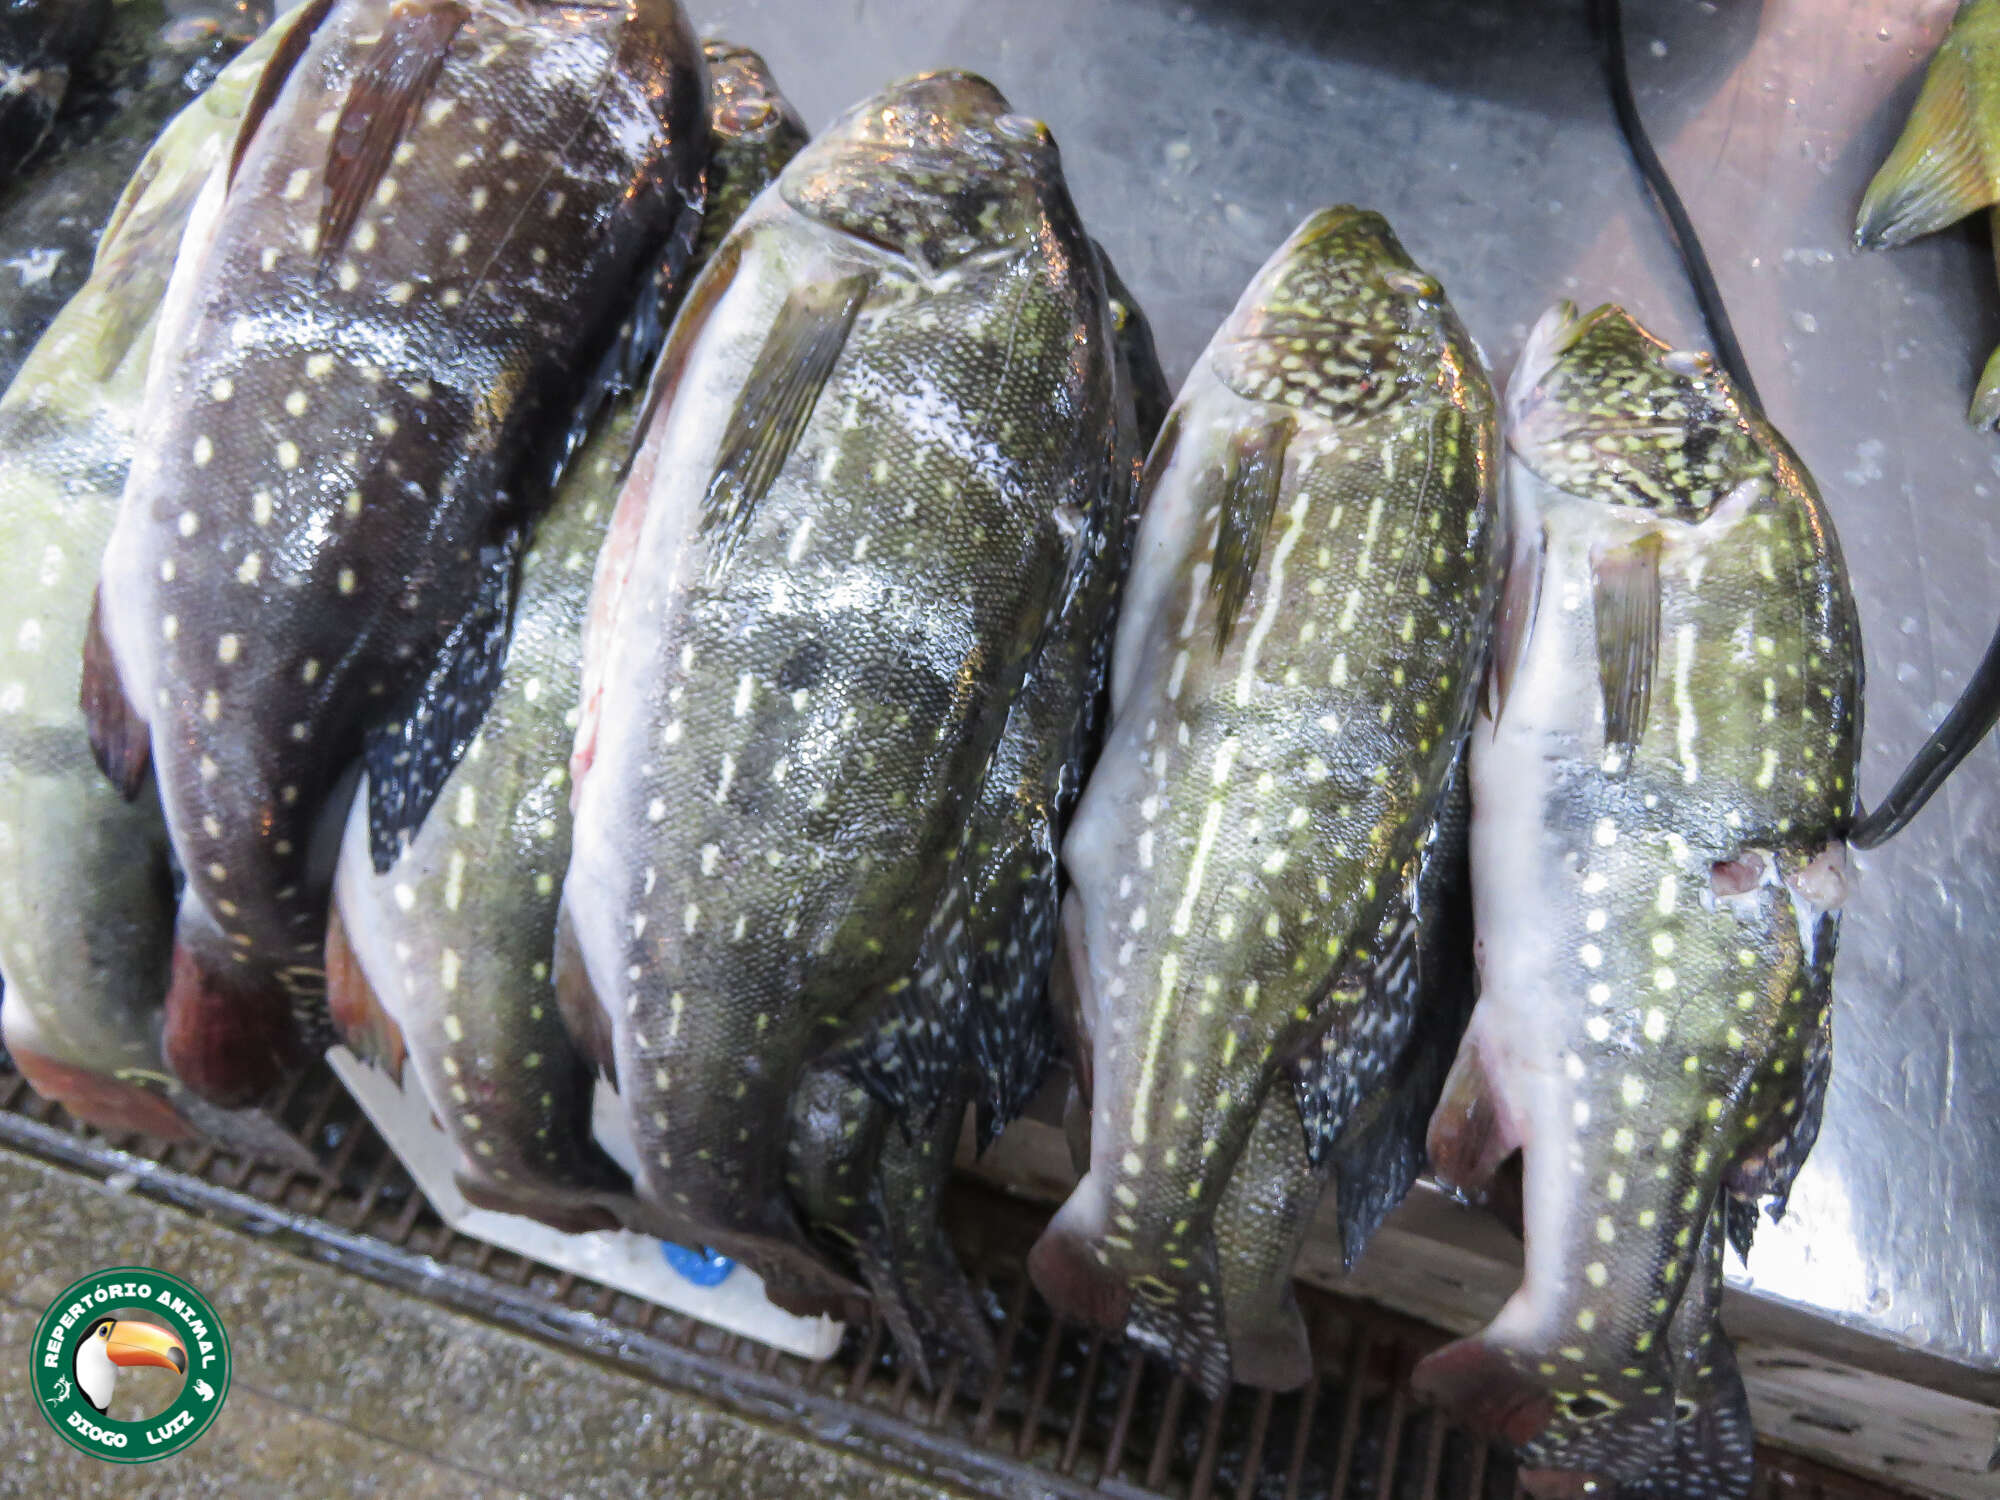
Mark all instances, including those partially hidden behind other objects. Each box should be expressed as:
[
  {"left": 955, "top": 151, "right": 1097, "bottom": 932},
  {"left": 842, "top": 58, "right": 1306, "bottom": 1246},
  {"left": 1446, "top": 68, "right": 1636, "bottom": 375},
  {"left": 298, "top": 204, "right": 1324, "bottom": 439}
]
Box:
[{"left": 707, "top": 0, "right": 2000, "bottom": 1488}]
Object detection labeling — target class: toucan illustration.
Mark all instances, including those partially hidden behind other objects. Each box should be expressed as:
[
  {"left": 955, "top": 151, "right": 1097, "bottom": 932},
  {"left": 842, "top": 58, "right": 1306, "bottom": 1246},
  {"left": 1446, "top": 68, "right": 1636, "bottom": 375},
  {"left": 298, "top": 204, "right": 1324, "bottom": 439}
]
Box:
[{"left": 73, "top": 1317, "right": 186, "bottom": 1413}]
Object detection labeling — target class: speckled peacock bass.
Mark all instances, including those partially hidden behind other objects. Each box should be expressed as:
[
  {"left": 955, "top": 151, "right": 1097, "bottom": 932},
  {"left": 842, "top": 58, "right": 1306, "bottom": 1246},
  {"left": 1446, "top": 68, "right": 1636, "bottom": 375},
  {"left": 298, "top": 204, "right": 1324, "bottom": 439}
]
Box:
[
  {"left": 1029, "top": 207, "right": 1501, "bottom": 1397},
  {"left": 324, "top": 42, "right": 806, "bottom": 1241},
  {"left": 1414, "top": 303, "right": 1861, "bottom": 1500}
]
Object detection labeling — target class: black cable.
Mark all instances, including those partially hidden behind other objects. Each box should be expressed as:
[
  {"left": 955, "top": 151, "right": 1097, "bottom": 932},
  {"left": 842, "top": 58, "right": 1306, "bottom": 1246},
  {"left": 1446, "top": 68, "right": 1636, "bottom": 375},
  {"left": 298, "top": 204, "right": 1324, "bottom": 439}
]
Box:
[
  {"left": 1596, "top": 0, "right": 2000, "bottom": 847},
  {"left": 1590, "top": 0, "right": 1763, "bottom": 410}
]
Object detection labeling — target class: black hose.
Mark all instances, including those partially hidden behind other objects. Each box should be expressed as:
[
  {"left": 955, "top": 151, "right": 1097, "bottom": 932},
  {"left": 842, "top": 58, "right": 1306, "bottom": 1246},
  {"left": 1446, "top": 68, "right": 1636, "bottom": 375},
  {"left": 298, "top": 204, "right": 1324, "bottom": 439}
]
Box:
[
  {"left": 1596, "top": 0, "right": 2000, "bottom": 847},
  {"left": 1590, "top": 0, "right": 1763, "bottom": 409}
]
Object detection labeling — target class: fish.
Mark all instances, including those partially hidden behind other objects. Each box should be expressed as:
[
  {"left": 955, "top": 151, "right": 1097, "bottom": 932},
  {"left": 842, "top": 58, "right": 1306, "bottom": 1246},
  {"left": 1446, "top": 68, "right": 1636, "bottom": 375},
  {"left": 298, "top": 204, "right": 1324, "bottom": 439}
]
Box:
[
  {"left": 560, "top": 71, "right": 1127, "bottom": 1310},
  {"left": 0, "top": 2, "right": 265, "bottom": 393},
  {"left": 781, "top": 244, "right": 1169, "bottom": 1380},
  {"left": 1027, "top": 207, "right": 1501, "bottom": 1397},
  {"left": 325, "top": 41, "right": 804, "bottom": 1237},
  {"left": 0, "top": 0, "right": 109, "bottom": 180},
  {"left": 89, "top": 0, "right": 708, "bottom": 1109},
  {"left": 1855, "top": 0, "right": 2000, "bottom": 424},
  {"left": 0, "top": 23, "right": 314, "bottom": 1158},
  {"left": 1410, "top": 302, "right": 1860, "bottom": 1500}
]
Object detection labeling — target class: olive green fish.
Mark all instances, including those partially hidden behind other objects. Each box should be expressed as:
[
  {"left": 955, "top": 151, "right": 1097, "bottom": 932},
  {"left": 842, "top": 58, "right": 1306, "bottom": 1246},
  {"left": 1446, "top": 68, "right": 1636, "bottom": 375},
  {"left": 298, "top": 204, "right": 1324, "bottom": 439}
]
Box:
[
  {"left": 1413, "top": 303, "right": 1860, "bottom": 1500},
  {"left": 562, "top": 72, "right": 1126, "bottom": 1311},
  {"left": 0, "top": 26, "right": 312, "bottom": 1158},
  {"left": 1029, "top": 208, "right": 1500, "bottom": 1397},
  {"left": 1856, "top": 0, "right": 2000, "bottom": 424},
  {"left": 324, "top": 43, "right": 805, "bottom": 1237},
  {"left": 0, "top": 1, "right": 264, "bottom": 391},
  {"left": 782, "top": 244, "right": 1167, "bottom": 1382}
]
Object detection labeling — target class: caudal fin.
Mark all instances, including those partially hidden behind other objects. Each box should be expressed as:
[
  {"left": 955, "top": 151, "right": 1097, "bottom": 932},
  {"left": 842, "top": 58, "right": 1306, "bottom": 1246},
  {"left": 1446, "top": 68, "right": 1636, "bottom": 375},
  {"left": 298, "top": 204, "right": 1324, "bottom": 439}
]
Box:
[
  {"left": 1417, "top": 1331, "right": 1681, "bottom": 1491},
  {"left": 6, "top": 1046, "right": 193, "bottom": 1141},
  {"left": 162, "top": 942, "right": 303, "bottom": 1108}
]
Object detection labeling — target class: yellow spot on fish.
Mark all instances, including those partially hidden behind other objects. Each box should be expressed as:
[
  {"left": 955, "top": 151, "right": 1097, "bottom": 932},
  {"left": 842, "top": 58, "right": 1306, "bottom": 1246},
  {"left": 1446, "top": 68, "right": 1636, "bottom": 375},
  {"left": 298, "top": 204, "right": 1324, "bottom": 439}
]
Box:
[
  {"left": 442, "top": 1012, "right": 464, "bottom": 1041},
  {"left": 277, "top": 440, "right": 301, "bottom": 469},
  {"left": 217, "top": 635, "right": 240, "bottom": 665}
]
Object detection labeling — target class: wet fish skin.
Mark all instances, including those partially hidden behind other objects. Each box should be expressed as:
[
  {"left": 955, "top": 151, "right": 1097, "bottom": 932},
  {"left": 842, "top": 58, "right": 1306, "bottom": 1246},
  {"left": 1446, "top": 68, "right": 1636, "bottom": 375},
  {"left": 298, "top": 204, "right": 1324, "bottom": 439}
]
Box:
[
  {"left": 93, "top": 0, "right": 707, "bottom": 1108},
  {"left": 562, "top": 71, "right": 1119, "bottom": 1301},
  {"left": 0, "top": 2, "right": 262, "bottom": 393},
  {"left": 694, "top": 41, "right": 806, "bottom": 269},
  {"left": 326, "top": 43, "right": 805, "bottom": 1237},
  {"left": 1412, "top": 303, "right": 1859, "bottom": 1499},
  {"left": 0, "top": 0, "right": 109, "bottom": 179},
  {"left": 0, "top": 26, "right": 279, "bottom": 1142},
  {"left": 1029, "top": 207, "right": 1499, "bottom": 1397},
  {"left": 782, "top": 241, "right": 1165, "bottom": 1380},
  {"left": 1854, "top": 0, "right": 2000, "bottom": 424},
  {"left": 1211, "top": 756, "right": 1476, "bottom": 1393}
]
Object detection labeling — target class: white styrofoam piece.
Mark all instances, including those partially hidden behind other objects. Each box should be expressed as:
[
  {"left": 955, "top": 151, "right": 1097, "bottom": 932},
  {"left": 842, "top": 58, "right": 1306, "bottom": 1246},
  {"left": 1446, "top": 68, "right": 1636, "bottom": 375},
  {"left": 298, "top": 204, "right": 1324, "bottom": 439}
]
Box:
[{"left": 327, "top": 1046, "right": 844, "bottom": 1360}]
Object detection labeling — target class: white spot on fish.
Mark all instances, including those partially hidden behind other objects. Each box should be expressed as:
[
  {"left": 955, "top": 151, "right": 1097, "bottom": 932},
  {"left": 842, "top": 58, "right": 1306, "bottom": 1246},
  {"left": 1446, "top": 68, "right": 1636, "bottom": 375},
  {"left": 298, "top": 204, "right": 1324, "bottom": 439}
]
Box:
[{"left": 217, "top": 635, "right": 240, "bottom": 665}]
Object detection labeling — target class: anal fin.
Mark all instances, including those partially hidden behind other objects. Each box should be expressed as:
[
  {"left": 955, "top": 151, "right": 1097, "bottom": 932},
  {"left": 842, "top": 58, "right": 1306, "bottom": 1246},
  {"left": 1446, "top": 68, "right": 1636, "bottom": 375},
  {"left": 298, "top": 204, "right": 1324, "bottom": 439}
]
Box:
[
  {"left": 318, "top": 0, "right": 472, "bottom": 269},
  {"left": 1591, "top": 531, "right": 1662, "bottom": 768},
  {"left": 552, "top": 906, "right": 617, "bottom": 1087},
  {"left": 80, "top": 588, "right": 150, "bottom": 800},
  {"left": 701, "top": 272, "right": 871, "bottom": 575},
  {"left": 1425, "top": 1036, "right": 1518, "bottom": 1199},
  {"left": 1857, "top": 28, "right": 2000, "bottom": 247}
]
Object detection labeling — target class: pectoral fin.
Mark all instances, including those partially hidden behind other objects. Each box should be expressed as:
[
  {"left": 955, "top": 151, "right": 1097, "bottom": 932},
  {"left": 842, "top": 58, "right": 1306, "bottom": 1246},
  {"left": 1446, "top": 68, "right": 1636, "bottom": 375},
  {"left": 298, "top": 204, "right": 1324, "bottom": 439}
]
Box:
[
  {"left": 1590, "top": 532, "right": 1662, "bottom": 767},
  {"left": 1857, "top": 33, "right": 2000, "bottom": 247},
  {"left": 79, "top": 589, "right": 150, "bottom": 801},
  {"left": 229, "top": 0, "right": 336, "bottom": 189},
  {"left": 319, "top": 0, "right": 471, "bottom": 269},
  {"left": 701, "top": 272, "right": 871, "bottom": 575},
  {"left": 1208, "top": 416, "right": 1293, "bottom": 651},
  {"left": 1488, "top": 515, "right": 1544, "bottom": 724}
]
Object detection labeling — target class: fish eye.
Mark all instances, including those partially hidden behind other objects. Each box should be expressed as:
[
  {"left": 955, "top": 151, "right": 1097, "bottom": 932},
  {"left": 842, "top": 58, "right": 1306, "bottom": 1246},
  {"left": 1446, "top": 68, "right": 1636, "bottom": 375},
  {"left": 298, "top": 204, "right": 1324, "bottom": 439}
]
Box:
[
  {"left": 1660, "top": 349, "right": 1711, "bottom": 378},
  {"left": 1381, "top": 269, "right": 1439, "bottom": 300}
]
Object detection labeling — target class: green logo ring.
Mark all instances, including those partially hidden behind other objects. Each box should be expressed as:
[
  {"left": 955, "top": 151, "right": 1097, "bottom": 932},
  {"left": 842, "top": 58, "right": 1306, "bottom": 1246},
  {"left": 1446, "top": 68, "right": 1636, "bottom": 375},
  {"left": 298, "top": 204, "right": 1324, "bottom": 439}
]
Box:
[{"left": 29, "top": 1266, "right": 230, "bottom": 1463}]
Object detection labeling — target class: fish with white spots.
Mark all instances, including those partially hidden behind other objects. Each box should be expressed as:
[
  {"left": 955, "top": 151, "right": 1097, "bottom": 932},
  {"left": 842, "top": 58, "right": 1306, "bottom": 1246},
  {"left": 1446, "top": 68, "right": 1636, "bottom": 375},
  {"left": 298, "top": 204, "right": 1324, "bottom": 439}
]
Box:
[
  {"left": 87, "top": 0, "right": 708, "bottom": 1108},
  {"left": 560, "top": 72, "right": 1127, "bottom": 1310},
  {"left": 1028, "top": 208, "right": 1501, "bottom": 1396},
  {"left": 324, "top": 42, "right": 804, "bottom": 1237},
  {"left": 0, "top": 25, "right": 319, "bottom": 1158},
  {"left": 782, "top": 244, "right": 1168, "bottom": 1381},
  {"left": 1412, "top": 303, "right": 1861, "bottom": 1500}
]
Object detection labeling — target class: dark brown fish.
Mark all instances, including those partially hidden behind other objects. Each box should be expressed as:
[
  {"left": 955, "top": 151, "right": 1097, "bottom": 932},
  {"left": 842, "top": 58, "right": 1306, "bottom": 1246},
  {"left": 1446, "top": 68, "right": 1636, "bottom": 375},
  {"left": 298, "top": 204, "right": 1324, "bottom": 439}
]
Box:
[{"left": 90, "top": 0, "right": 707, "bottom": 1107}]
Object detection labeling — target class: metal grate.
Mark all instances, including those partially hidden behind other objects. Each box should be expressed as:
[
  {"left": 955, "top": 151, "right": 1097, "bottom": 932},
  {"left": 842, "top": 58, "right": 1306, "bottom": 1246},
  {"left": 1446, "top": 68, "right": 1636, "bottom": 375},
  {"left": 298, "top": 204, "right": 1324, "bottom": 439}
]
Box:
[{"left": 0, "top": 1059, "right": 1915, "bottom": 1500}]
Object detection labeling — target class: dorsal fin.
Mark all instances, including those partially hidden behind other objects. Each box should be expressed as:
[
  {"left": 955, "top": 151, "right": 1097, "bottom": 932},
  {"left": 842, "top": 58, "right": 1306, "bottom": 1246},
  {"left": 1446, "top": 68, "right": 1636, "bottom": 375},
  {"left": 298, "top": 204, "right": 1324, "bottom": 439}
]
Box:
[
  {"left": 79, "top": 588, "right": 150, "bottom": 800},
  {"left": 318, "top": 0, "right": 471, "bottom": 270},
  {"left": 700, "top": 271, "right": 871, "bottom": 576},
  {"left": 1208, "top": 416, "right": 1293, "bottom": 651},
  {"left": 228, "top": 0, "right": 337, "bottom": 190}
]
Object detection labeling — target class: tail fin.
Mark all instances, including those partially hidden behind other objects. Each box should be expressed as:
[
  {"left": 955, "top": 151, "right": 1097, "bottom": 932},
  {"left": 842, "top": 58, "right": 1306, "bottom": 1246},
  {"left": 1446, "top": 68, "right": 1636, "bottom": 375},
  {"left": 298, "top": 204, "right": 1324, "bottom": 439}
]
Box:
[
  {"left": 1414, "top": 1332, "right": 1676, "bottom": 1487},
  {"left": 6, "top": 1045, "right": 192, "bottom": 1141},
  {"left": 161, "top": 941, "right": 304, "bottom": 1108}
]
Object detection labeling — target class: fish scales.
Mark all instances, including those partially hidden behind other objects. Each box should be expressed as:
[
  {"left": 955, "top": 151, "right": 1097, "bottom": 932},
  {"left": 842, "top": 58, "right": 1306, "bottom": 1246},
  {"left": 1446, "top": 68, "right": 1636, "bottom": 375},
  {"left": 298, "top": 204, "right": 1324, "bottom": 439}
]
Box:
[
  {"left": 1414, "top": 304, "right": 1860, "bottom": 1499},
  {"left": 326, "top": 42, "right": 803, "bottom": 1237},
  {"left": 0, "top": 27, "right": 315, "bottom": 1158},
  {"left": 1030, "top": 208, "right": 1500, "bottom": 1396},
  {"left": 93, "top": 0, "right": 706, "bottom": 1107},
  {"left": 563, "top": 72, "right": 1118, "bottom": 1301},
  {"left": 783, "top": 243, "right": 1165, "bottom": 1380}
]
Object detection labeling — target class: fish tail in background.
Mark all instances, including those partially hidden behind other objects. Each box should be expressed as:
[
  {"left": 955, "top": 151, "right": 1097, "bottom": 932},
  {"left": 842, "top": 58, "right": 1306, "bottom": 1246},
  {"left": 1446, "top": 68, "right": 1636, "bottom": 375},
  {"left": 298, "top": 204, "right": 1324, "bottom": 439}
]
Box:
[
  {"left": 161, "top": 931, "right": 310, "bottom": 1109},
  {"left": 1977, "top": 206, "right": 2000, "bottom": 428},
  {"left": 323, "top": 894, "right": 406, "bottom": 1082},
  {"left": 1854, "top": 0, "right": 2000, "bottom": 249},
  {"left": 1, "top": 995, "right": 193, "bottom": 1141}
]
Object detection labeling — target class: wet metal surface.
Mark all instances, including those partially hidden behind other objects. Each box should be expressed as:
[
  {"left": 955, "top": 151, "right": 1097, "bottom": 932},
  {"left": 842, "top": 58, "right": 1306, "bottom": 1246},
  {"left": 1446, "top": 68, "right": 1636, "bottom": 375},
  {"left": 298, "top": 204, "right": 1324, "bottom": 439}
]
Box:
[{"left": 686, "top": 0, "right": 2000, "bottom": 1378}]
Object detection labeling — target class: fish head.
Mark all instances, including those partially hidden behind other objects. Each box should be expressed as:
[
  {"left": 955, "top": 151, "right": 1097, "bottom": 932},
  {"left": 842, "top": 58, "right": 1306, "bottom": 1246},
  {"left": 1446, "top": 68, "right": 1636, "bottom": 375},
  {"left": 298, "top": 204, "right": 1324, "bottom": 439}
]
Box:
[
  {"left": 703, "top": 42, "right": 807, "bottom": 167},
  {"left": 1509, "top": 302, "right": 1772, "bottom": 521},
  {"left": 1213, "top": 205, "right": 1480, "bottom": 425},
  {"left": 782, "top": 70, "right": 1062, "bottom": 273}
]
